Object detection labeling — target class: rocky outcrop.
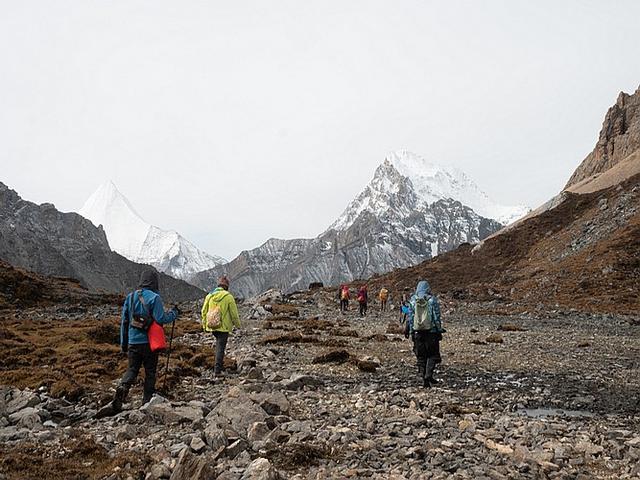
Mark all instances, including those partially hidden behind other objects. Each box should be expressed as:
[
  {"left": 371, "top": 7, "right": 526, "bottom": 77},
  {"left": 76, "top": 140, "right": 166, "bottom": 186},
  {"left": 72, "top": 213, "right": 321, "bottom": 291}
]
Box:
[
  {"left": 566, "top": 86, "right": 640, "bottom": 188},
  {"left": 0, "top": 182, "right": 204, "bottom": 302}
]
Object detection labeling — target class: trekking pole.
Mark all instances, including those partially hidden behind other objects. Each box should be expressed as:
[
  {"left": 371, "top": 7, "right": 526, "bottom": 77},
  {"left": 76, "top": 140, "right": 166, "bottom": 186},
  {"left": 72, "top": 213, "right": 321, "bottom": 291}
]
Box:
[{"left": 163, "top": 320, "right": 176, "bottom": 390}]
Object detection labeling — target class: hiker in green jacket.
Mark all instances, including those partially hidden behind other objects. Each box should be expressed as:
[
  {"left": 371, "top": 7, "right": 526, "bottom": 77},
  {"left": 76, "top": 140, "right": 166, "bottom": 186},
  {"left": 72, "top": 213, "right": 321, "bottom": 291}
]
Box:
[{"left": 201, "top": 276, "right": 240, "bottom": 377}]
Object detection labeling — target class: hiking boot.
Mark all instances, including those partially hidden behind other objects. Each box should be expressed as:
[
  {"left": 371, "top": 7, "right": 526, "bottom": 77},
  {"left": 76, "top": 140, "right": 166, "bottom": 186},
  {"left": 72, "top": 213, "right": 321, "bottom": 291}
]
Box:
[{"left": 423, "top": 377, "right": 431, "bottom": 389}]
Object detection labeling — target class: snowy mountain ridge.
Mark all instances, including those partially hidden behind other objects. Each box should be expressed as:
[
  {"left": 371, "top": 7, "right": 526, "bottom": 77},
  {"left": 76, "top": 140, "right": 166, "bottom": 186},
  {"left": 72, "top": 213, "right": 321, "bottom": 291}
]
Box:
[
  {"left": 194, "top": 150, "right": 511, "bottom": 297},
  {"left": 329, "top": 150, "right": 529, "bottom": 231},
  {"left": 78, "top": 181, "right": 226, "bottom": 280}
]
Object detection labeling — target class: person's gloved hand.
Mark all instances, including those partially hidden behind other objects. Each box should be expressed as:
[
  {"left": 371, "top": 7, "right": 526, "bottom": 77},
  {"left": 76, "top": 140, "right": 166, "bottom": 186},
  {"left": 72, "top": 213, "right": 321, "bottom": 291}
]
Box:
[
  {"left": 404, "top": 330, "right": 409, "bottom": 339},
  {"left": 121, "top": 343, "right": 128, "bottom": 354},
  {"left": 172, "top": 304, "right": 181, "bottom": 317}
]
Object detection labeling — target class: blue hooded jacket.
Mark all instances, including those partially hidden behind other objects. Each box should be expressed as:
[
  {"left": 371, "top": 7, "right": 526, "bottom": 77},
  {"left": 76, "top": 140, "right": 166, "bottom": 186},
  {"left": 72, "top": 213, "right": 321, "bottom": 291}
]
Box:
[{"left": 120, "top": 270, "right": 178, "bottom": 346}]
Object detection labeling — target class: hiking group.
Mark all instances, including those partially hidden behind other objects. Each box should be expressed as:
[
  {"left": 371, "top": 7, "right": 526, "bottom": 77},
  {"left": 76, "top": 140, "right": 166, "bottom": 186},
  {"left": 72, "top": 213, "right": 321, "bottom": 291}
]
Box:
[
  {"left": 98, "top": 268, "right": 441, "bottom": 418},
  {"left": 337, "top": 284, "right": 391, "bottom": 316},
  {"left": 337, "top": 280, "right": 445, "bottom": 388},
  {"left": 97, "top": 270, "right": 240, "bottom": 417}
]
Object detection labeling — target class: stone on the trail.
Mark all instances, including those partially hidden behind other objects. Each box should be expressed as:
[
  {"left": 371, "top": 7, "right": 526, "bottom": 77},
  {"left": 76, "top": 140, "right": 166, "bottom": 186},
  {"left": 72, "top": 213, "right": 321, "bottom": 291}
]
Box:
[
  {"left": 148, "top": 463, "right": 171, "bottom": 480},
  {"left": 575, "top": 440, "right": 604, "bottom": 456},
  {"left": 208, "top": 398, "right": 268, "bottom": 436},
  {"left": 241, "top": 458, "right": 280, "bottom": 480},
  {"left": 238, "top": 356, "right": 258, "bottom": 373},
  {"left": 203, "top": 425, "right": 228, "bottom": 451},
  {"left": 8, "top": 407, "right": 41, "bottom": 430},
  {"left": 226, "top": 438, "right": 249, "bottom": 459},
  {"left": 146, "top": 403, "right": 204, "bottom": 425},
  {"left": 282, "top": 374, "right": 322, "bottom": 390},
  {"left": 247, "top": 422, "right": 271, "bottom": 443},
  {"left": 626, "top": 436, "right": 640, "bottom": 447},
  {"left": 484, "top": 438, "right": 514, "bottom": 455},
  {"left": 458, "top": 417, "right": 476, "bottom": 433},
  {"left": 190, "top": 435, "right": 207, "bottom": 453},
  {"left": 4, "top": 390, "right": 41, "bottom": 416},
  {"left": 169, "top": 448, "right": 215, "bottom": 480},
  {"left": 253, "top": 392, "right": 290, "bottom": 416}
]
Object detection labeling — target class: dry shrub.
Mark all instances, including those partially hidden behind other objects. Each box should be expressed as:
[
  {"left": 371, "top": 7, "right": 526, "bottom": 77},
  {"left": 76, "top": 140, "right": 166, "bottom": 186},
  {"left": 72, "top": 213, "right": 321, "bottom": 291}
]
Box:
[
  {"left": 312, "top": 350, "right": 350, "bottom": 364},
  {"left": 485, "top": 334, "right": 504, "bottom": 344},
  {"left": 497, "top": 324, "right": 527, "bottom": 332}
]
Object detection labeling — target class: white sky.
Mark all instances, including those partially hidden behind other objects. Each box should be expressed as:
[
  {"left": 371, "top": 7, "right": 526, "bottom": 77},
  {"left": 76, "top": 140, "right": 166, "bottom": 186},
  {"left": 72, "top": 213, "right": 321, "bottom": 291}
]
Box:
[{"left": 1, "top": 1, "right": 639, "bottom": 259}]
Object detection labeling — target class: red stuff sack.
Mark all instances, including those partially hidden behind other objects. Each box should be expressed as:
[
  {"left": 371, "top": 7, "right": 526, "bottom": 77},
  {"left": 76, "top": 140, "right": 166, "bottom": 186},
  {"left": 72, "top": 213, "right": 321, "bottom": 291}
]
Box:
[{"left": 148, "top": 321, "right": 167, "bottom": 352}]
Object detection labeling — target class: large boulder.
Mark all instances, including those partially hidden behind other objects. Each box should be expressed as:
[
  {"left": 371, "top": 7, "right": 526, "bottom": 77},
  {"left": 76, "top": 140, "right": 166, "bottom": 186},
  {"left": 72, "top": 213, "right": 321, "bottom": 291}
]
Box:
[{"left": 207, "top": 396, "right": 268, "bottom": 437}]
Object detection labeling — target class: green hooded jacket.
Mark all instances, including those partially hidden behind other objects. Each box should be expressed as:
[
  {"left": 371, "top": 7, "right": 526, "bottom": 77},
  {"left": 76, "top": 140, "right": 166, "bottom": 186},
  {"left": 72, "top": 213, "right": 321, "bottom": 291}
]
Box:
[{"left": 201, "top": 287, "right": 240, "bottom": 333}]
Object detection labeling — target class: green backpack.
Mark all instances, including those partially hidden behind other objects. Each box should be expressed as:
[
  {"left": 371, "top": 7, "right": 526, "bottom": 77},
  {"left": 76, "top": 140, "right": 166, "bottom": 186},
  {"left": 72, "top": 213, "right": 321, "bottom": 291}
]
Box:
[{"left": 413, "top": 297, "right": 431, "bottom": 331}]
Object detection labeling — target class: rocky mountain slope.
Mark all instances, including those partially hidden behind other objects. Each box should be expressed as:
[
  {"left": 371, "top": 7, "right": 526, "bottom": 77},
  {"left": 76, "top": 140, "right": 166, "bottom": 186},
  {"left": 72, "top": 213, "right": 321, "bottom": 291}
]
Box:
[
  {"left": 370, "top": 87, "right": 640, "bottom": 315},
  {"left": 566, "top": 87, "right": 640, "bottom": 188},
  {"left": 193, "top": 152, "right": 524, "bottom": 298},
  {"left": 0, "top": 183, "right": 204, "bottom": 302},
  {"left": 79, "top": 181, "right": 226, "bottom": 280}
]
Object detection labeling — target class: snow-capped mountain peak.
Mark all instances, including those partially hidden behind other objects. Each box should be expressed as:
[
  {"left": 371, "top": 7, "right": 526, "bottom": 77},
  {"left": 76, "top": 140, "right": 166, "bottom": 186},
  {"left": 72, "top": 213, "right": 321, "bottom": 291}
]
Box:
[
  {"left": 79, "top": 180, "right": 149, "bottom": 260},
  {"left": 330, "top": 150, "right": 529, "bottom": 231},
  {"left": 78, "top": 181, "right": 226, "bottom": 280}
]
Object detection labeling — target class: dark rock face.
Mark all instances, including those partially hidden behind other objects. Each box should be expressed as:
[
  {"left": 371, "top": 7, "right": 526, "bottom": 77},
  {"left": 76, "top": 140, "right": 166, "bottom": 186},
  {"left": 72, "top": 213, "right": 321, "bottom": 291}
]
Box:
[
  {"left": 566, "top": 86, "right": 640, "bottom": 188},
  {"left": 0, "top": 183, "right": 203, "bottom": 302}
]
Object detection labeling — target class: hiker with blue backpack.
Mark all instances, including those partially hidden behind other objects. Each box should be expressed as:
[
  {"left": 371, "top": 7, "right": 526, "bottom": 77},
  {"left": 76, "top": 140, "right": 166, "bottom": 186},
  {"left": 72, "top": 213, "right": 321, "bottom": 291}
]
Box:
[{"left": 404, "top": 280, "right": 445, "bottom": 388}]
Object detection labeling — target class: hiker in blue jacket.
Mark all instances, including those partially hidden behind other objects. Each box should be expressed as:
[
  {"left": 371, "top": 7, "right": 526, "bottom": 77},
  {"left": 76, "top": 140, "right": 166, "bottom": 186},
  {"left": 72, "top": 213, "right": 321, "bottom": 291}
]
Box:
[
  {"left": 97, "top": 270, "right": 180, "bottom": 418},
  {"left": 404, "top": 280, "right": 444, "bottom": 388}
]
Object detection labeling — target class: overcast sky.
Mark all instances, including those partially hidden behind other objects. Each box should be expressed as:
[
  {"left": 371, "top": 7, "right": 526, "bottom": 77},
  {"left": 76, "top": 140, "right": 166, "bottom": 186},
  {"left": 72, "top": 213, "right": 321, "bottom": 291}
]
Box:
[{"left": 1, "top": 1, "right": 639, "bottom": 259}]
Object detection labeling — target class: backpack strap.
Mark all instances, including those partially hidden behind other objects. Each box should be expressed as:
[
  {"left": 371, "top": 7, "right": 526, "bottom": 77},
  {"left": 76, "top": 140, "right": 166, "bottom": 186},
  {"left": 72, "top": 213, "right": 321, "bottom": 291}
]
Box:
[{"left": 137, "top": 290, "right": 154, "bottom": 319}]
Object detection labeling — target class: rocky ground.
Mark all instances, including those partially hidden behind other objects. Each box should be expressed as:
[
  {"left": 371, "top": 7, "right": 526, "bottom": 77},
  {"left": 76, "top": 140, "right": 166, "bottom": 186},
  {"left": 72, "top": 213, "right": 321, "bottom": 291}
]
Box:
[{"left": 1, "top": 289, "right": 639, "bottom": 480}]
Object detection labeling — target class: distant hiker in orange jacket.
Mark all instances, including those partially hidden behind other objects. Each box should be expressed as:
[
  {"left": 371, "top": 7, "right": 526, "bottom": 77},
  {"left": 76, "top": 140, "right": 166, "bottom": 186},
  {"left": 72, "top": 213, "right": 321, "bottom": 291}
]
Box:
[
  {"left": 339, "top": 285, "right": 350, "bottom": 314},
  {"left": 379, "top": 287, "right": 389, "bottom": 312}
]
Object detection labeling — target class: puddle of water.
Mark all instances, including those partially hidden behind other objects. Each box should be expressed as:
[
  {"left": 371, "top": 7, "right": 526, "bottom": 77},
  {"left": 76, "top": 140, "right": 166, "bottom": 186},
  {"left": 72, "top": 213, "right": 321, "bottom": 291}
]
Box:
[{"left": 519, "top": 407, "right": 595, "bottom": 418}]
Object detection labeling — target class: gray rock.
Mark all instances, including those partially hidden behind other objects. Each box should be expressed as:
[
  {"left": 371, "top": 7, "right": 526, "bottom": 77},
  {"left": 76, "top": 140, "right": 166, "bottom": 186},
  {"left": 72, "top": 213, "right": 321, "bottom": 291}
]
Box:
[
  {"left": 241, "top": 458, "right": 280, "bottom": 480},
  {"left": 255, "top": 392, "right": 290, "bottom": 416},
  {"left": 145, "top": 403, "right": 203, "bottom": 425},
  {"left": 148, "top": 464, "right": 171, "bottom": 480},
  {"left": 204, "top": 425, "right": 228, "bottom": 451},
  {"left": 208, "top": 398, "right": 267, "bottom": 436},
  {"left": 226, "top": 439, "right": 249, "bottom": 459},
  {"left": 190, "top": 435, "right": 207, "bottom": 453},
  {"left": 8, "top": 407, "right": 41, "bottom": 430},
  {"left": 169, "top": 448, "right": 215, "bottom": 480},
  {"left": 282, "top": 374, "right": 323, "bottom": 391},
  {"left": 247, "top": 422, "right": 270, "bottom": 443},
  {"left": 5, "top": 390, "right": 40, "bottom": 415}
]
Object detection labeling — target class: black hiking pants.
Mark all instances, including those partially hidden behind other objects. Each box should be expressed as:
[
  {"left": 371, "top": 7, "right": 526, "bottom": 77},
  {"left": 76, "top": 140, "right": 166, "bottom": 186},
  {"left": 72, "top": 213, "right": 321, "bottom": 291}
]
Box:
[
  {"left": 359, "top": 302, "right": 367, "bottom": 317},
  {"left": 414, "top": 331, "right": 442, "bottom": 381},
  {"left": 212, "top": 331, "right": 229, "bottom": 374},
  {"left": 120, "top": 343, "right": 159, "bottom": 403},
  {"left": 340, "top": 299, "right": 349, "bottom": 313}
]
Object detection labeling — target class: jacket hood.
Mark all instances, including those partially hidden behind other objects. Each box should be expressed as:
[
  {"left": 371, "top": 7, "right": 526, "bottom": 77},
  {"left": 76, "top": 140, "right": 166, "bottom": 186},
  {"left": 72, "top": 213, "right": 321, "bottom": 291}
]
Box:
[
  {"left": 415, "top": 280, "right": 431, "bottom": 298},
  {"left": 138, "top": 269, "right": 160, "bottom": 293}
]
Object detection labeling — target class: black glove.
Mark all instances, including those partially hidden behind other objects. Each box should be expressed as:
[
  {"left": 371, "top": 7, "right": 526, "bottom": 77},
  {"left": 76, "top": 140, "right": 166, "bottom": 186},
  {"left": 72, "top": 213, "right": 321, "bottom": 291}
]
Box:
[
  {"left": 172, "top": 304, "right": 181, "bottom": 316},
  {"left": 121, "top": 343, "right": 128, "bottom": 354}
]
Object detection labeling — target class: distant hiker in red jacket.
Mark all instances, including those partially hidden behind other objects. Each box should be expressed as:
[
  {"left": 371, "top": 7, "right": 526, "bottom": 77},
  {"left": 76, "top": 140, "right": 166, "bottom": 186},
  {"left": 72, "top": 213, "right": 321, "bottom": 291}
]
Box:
[
  {"left": 339, "top": 285, "right": 350, "bottom": 314},
  {"left": 357, "top": 285, "right": 368, "bottom": 317}
]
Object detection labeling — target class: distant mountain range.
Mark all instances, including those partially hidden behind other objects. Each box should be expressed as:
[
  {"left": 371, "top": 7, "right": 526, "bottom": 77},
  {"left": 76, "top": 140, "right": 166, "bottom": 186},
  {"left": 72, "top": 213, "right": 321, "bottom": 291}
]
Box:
[
  {"left": 79, "top": 181, "right": 227, "bottom": 280},
  {"left": 192, "top": 151, "right": 528, "bottom": 298},
  {"left": 0, "top": 183, "right": 203, "bottom": 302}
]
